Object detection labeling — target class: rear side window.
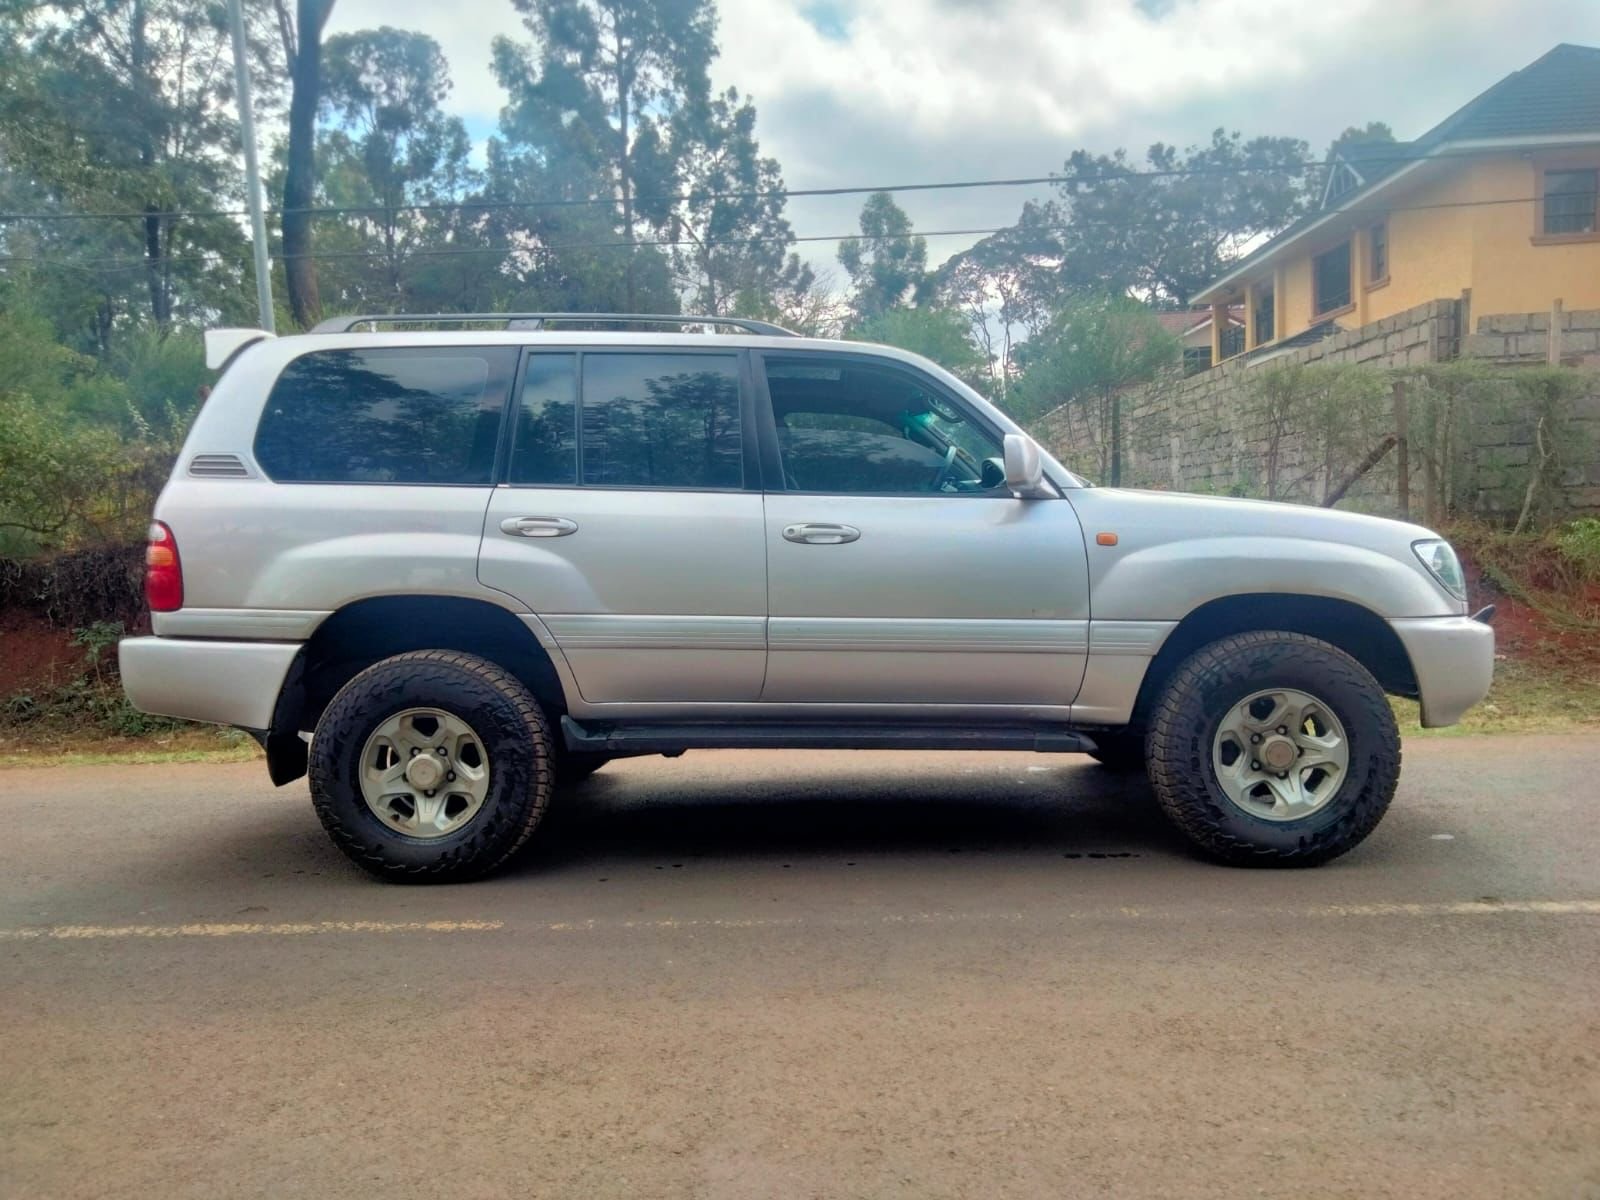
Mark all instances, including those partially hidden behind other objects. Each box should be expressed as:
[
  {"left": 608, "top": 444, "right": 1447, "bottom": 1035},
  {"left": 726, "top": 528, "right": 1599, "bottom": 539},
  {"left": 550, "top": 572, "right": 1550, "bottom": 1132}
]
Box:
[
  {"left": 580, "top": 353, "right": 742, "bottom": 489},
  {"left": 254, "top": 347, "right": 518, "bottom": 484}
]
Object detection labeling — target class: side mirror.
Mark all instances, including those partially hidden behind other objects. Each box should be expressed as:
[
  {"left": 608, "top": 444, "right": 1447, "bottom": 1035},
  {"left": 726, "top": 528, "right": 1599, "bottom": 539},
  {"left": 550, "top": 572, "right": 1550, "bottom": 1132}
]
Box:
[{"left": 1002, "top": 434, "right": 1051, "bottom": 498}]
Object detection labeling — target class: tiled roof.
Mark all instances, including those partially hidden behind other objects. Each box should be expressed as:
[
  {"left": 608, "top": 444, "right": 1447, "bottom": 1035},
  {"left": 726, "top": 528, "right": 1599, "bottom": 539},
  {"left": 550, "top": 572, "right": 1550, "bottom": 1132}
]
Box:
[{"left": 1421, "top": 43, "right": 1600, "bottom": 143}]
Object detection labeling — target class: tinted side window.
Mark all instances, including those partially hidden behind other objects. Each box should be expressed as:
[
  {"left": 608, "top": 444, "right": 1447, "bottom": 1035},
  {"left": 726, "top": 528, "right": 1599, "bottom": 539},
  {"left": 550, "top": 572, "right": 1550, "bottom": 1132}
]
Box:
[
  {"left": 255, "top": 347, "right": 517, "bottom": 484},
  {"left": 508, "top": 354, "right": 578, "bottom": 485},
  {"left": 764, "top": 358, "right": 1004, "bottom": 495},
  {"left": 580, "top": 354, "right": 742, "bottom": 489}
]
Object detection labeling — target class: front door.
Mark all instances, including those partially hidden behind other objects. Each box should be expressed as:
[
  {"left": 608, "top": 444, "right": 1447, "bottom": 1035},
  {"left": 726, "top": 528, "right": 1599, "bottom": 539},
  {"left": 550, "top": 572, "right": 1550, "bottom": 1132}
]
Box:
[
  {"left": 479, "top": 349, "right": 767, "bottom": 704},
  {"left": 755, "top": 352, "right": 1090, "bottom": 706}
]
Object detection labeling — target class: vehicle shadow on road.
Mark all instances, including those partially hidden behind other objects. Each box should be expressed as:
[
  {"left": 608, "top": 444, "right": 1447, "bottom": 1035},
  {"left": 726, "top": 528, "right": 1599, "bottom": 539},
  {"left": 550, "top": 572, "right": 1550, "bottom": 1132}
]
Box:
[{"left": 511, "top": 758, "right": 1193, "bottom": 875}]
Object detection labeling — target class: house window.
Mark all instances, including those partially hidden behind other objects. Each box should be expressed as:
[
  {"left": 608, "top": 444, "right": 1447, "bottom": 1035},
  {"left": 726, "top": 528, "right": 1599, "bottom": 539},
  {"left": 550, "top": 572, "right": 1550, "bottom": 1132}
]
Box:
[
  {"left": 1313, "top": 242, "right": 1352, "bottom": 315},
  {"left": 1252, "top": 283, "right": 1274, "bottom": 345},
  {"left": 1369, "top": 222, "right": 1389, "bottom": 283},
  {"left": 1182, "top": 346, "right": 1212, "bottom": 376},
  {"left": 1543, "top": 169, "right": 1598, "bottom": 235},
  {"left": 1219, "top": 324, "right": 1245, "bottom": 361}
]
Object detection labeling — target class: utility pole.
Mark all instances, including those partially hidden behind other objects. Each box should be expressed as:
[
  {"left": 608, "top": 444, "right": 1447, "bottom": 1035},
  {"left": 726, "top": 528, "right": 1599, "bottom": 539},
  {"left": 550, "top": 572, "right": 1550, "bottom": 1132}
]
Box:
[{"left": 227, "top": 0, "right": 275, "bottom": 332}]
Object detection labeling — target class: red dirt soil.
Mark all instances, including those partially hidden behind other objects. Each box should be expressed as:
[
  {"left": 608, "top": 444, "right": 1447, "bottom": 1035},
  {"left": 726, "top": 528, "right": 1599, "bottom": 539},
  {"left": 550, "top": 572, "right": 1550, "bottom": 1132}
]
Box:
[
  {"left": 1459, "top": 554, "right": 1600, "bottom": 673},
  {"left": 0, "top": 612, "right": 82, "bottom": 696}
]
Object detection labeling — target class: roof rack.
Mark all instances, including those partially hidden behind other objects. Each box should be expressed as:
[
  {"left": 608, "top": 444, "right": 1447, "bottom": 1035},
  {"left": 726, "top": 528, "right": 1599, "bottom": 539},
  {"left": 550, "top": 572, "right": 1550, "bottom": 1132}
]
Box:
[{"left": 310, "top": 312, "right": 799, "bottom": 337}]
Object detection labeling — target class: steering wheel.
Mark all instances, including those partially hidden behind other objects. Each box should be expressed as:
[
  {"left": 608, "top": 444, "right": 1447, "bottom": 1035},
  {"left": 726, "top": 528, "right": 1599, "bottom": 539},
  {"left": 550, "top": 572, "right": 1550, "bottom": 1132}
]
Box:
[{"left": 928, "top": 444, "right": 960, "bottom": 491}]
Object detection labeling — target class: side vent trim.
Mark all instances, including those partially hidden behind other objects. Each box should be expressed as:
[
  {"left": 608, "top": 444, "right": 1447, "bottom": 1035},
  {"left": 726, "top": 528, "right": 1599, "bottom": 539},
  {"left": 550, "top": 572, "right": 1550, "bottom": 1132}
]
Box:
[{"left": 189, "top": 453, "right": 252, "bottom": 478}]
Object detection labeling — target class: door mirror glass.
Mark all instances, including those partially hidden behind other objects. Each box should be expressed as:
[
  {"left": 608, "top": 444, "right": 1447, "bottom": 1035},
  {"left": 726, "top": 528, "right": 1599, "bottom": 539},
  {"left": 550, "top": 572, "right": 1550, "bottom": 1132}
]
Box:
[{"left": 1002, "top": 434, "right": 1050, "bottom": 498}]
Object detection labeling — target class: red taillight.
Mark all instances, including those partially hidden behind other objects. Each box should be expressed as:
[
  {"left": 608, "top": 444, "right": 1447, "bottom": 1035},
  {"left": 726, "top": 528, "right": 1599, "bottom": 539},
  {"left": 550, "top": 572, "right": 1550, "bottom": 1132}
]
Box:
[{"left": 145, "top": 521, "right": 183, "bottom": 612}]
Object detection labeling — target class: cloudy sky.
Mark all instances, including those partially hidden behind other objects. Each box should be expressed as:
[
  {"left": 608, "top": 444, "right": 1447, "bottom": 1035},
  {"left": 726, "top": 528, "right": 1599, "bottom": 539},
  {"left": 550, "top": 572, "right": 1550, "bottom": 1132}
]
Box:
[{"left": 325, "top": 0, "right": 1600, "bottom": 276}]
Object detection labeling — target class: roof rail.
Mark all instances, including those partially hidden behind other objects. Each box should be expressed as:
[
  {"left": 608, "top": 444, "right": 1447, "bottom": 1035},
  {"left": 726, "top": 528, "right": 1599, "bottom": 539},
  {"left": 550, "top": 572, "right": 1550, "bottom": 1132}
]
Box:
[{"left": 310, "top": 312, "right": 799, "bottom": 337}]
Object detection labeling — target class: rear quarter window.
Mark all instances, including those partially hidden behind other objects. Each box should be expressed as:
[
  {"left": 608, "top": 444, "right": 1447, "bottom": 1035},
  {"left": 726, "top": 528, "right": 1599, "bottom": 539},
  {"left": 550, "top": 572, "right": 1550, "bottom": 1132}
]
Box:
[{"left": 254, "top": 347, "right": 518, "bottom": 484}]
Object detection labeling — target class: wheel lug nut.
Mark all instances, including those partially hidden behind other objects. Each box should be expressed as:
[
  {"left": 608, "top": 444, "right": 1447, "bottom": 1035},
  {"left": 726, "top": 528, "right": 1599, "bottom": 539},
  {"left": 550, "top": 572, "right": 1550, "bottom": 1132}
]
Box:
[
  {"left": 426, "top": 789, "right": 436, "bottom": 797},
  {"left": 437, "top": 747, "right": 448, "bottom": 756},
  {"left": 1251, "top": 760, "right": 1261, "bottom": 771},
  {"left": 447, "top": 772, "right": 455, "bottom": 782},
  {"left": 1250, "top": 733, "right": 1261, "bottom": 744},
  {"left": 409, "top": 747, "right": 419, "bottom": 756},
  {"left": 1278, "top": 772, "right": 1289, "bottom": 780},
  {"left": 1277, "top": 726, "right": 1287, "bottom": 735}
]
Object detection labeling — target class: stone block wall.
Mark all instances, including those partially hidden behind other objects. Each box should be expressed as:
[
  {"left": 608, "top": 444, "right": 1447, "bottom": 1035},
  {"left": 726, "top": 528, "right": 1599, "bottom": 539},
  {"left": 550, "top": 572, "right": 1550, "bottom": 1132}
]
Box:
[{"left": 1033, "top": 299, "right": 1600, "bottom": 521}]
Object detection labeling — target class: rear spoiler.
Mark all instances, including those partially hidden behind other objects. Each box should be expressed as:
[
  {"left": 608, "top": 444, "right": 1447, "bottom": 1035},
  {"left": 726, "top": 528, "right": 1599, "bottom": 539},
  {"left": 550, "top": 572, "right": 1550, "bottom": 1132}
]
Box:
[{"left": 204, "top": 328, "right": 275, "bottom": 371}]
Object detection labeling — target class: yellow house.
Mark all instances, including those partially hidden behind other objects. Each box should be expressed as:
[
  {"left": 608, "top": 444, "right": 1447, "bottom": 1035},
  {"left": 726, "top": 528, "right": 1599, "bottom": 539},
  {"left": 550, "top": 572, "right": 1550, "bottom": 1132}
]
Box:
[{"left": 1193, "top": 43, "right": 1600, "bottom": 365}]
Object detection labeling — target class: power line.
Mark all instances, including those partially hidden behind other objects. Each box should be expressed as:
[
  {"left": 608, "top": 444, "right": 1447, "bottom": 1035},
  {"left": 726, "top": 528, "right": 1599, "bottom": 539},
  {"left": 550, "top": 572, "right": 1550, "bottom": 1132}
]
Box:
[
  {"left": 0, "top": 144, "right": 1559, "bottom": 226},
  {"left": 0, "top": 190, "right": 1560, "bottom": 276}
]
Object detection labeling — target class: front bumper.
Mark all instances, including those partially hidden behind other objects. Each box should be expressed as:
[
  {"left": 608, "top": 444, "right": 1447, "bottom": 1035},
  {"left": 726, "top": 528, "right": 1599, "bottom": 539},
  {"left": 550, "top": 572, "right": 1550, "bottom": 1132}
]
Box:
[
  {"left": 119, "top": 637, "right": 302, "bottom": 731},
  {"left": 1389, "top": 616, "right": 1496, "bottom": 728}
]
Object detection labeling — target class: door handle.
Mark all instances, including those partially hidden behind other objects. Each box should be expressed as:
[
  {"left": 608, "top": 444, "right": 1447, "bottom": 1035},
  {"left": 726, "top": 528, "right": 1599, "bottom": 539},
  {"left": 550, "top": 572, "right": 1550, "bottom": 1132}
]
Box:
[
  {"left": 501, "top": 516, "right": 578, "bottom": 538},
  {"left": 782, "top": 522, "right": 860, "bottom": 545}
]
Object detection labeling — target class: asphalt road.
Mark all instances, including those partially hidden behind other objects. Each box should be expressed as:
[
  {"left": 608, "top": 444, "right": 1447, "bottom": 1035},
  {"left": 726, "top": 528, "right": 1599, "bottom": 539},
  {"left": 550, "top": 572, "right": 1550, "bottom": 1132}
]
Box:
[{"left": 3, "top": 735, "right": 1599, "bottom": 1200}]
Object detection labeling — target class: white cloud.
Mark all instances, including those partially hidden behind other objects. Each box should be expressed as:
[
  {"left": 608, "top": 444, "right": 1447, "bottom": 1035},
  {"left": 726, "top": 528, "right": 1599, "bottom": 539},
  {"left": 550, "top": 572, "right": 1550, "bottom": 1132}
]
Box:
[{"left": 324, "top": 0, "right": 1600, "bottom": 270}]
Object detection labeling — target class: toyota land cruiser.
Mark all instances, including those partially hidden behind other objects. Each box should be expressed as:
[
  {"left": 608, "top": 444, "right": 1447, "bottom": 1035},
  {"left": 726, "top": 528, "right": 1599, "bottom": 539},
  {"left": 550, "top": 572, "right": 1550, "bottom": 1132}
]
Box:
[{"left": 119, "top": 313, "right": 1495, "bottom": 881}]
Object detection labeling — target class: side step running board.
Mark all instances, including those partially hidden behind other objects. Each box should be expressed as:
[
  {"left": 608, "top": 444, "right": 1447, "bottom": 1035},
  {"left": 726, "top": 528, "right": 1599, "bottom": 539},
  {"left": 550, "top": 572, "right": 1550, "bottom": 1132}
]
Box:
[{"left": 560, "top": 716, "right": 1096, "bottom": 756}]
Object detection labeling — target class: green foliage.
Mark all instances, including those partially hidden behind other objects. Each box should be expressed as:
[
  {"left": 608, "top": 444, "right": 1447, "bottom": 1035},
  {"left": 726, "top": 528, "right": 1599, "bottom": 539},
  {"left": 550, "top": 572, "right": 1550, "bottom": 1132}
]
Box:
[
  {"left": 660, "top": 87, "right": 812, "bottom": 314},
  {"left": 1051, "top": 130, "right": 1313, "bottom": 307},
  {"left": 838, "top": 192, "right": 928, "bottom": 322},
  {"left": 1555, "top": 518, "right": 1600, "bottom": 582},
  {"left": 0, "top": 311, "right": 183, "bottom": 553},
  {"left": 314, "top": 28, "right": 482, "bottom": 311},
  {"left": 852, "top": 307, "right": 989, "bottom": 389},
  {"left": 1011, "top": 296, "right": 1179, "bottom": 484},
  {"left": 1405, "top": 363, "right": 1595, "bottom": 528},
  {"left": 1243, "top": 362, "right": 1390, "bottom": 502},
  {"left": 0, "top": 0, "right": 273, "bottom": 330}
]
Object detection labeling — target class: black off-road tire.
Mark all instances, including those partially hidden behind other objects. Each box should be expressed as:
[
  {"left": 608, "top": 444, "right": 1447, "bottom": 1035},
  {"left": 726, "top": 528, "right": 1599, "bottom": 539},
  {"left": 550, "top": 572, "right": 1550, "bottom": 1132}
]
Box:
[
  {"left": 1088, "top": 730, "right": 1147, "bottom": 773},
  {"left": 1146, "top": 631, "right": 1400, "bottom": 867},
  {"left": 309, "top": 650, "right": 554, "bottom": 883}
]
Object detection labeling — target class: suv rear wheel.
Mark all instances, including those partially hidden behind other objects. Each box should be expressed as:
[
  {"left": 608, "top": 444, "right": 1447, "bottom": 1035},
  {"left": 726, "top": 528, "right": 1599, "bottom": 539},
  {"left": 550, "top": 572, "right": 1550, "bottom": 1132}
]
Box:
[
  {"left": 1146, "top": 631, "right": 1400, "bottom": 866},
  {"left": 309, "top": 650, "right": 554, "bottom": 882}
]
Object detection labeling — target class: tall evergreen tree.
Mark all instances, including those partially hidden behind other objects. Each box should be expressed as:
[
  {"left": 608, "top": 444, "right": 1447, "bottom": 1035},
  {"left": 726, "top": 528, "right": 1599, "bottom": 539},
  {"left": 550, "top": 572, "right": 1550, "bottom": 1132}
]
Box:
[
  {"left": 493, "top": 0, "right": 716, "bottom": 310},
  {"left": 838, "top": 191, "right": 927, "bottom": 324}
]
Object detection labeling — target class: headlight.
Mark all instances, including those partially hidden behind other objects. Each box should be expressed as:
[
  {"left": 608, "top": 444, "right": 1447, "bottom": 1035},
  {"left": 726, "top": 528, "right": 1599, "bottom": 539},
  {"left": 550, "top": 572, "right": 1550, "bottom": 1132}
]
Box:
[{"left": 1412, "top": 539, "right": 1466, "bottom": 600}]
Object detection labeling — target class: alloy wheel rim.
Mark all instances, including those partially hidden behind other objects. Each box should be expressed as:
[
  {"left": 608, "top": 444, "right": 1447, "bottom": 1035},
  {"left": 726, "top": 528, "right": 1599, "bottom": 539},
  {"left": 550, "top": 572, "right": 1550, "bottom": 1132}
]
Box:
[
  {"left": 359, "top": 707, "right": 491, "bottom": 839},
  {"left": 1211, "top": 687, "right": 1350, "bottom": 822}
]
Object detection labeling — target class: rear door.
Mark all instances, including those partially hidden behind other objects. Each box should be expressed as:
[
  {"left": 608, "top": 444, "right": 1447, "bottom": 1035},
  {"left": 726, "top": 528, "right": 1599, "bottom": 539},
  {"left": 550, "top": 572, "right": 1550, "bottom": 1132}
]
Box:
[
  {"left": 755, "top": 351, "right": 1090, "bottom": 706},
  {"left": 479, "top": 348, "right": 768, "bottom": 704}
]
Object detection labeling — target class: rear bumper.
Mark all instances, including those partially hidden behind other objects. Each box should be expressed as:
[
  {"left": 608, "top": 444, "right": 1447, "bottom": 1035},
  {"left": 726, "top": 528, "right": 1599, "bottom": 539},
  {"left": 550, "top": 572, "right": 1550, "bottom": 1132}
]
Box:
[
  {"left": 119, "top": 637, "right": 302, "bottom": 731},
  {"left": 1389, "top": 616, "right": 1496, "bottom": 728}
]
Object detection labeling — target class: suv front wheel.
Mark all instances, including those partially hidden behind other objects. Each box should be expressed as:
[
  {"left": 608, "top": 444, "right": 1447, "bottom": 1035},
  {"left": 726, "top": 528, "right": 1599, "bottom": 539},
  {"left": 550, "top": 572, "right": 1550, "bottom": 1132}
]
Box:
[
  {"left": 309, "top": 650, "right": 555, "bottom": 882},
  {"left": 1146, "top": 631, "right": 1400, "bottom": 866}
]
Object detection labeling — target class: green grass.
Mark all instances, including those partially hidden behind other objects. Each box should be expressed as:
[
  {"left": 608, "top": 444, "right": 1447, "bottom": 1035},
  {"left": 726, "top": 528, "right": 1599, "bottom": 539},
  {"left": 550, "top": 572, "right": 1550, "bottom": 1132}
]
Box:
[
  {"left": 1393, "top": 656, "right": 1600, "bottom": 738},
  {"left": 0, "top": 726, "right": 261, "bottom": 769}
]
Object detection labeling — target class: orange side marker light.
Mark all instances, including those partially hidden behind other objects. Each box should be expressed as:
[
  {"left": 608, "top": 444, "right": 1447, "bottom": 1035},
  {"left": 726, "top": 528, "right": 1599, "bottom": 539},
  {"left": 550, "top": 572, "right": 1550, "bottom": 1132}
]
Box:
[{"left": 1096, "top": 532, "right": 1119, "bottom": 546}]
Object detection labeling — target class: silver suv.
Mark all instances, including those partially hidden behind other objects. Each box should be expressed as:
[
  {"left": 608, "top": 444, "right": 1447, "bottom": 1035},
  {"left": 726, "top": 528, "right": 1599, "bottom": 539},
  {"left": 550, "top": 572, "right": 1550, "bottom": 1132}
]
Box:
[{"left": 120, "top": 313, "right": 1495, "bottom": 882}]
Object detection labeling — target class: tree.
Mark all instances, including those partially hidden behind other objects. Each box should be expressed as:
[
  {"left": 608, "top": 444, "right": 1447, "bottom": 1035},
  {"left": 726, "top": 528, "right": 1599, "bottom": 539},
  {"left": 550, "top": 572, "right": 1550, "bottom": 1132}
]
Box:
[
  {"left": 656, "top": 87, "right": 810, "bottom": 315},
  {"left": 931, "top": 200, "right": 1063, "bottom": 397},
  {"left": 316, "top": 27, "right": 478, "bottom": 307},
  {"left": 1012, "top": 296, "right": 1178, "bottom": 484},
  {"left": 1326, "top": 121, "right": 1396, "bottom": 161},
  {"left": 273, "top": 0, "right": 337, "bottom": 328},
  {"left": 838, "top": 191, "right": 927, "bottom": 322},
  {"left": 1051, "top": 130, "right": 1312, "bottom": 307},
  {"left": 854, "top": 307, "right": 989, "bottom": 390},
  {"left": 0, "top": 0, "right": 271, "bottom": 329},
  {"left": 494, "top": 0, "right": 716, "bottom": 309}
]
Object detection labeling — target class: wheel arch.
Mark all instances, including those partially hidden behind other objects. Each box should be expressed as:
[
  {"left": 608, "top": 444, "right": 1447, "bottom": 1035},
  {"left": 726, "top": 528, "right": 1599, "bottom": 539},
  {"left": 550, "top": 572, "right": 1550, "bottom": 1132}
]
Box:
[
  {"left": 265, "top": 594, "right": 570, "bottom": 786},
  {"left": 1128, "top": 593, "right": 1418, "bottom": 732}
]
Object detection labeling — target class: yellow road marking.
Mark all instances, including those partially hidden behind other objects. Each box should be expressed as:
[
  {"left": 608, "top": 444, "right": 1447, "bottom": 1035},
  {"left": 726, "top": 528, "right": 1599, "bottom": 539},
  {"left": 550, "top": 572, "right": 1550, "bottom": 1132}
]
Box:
[{"left": 0, "top": 919, "right": 503, "bottom": 941}]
